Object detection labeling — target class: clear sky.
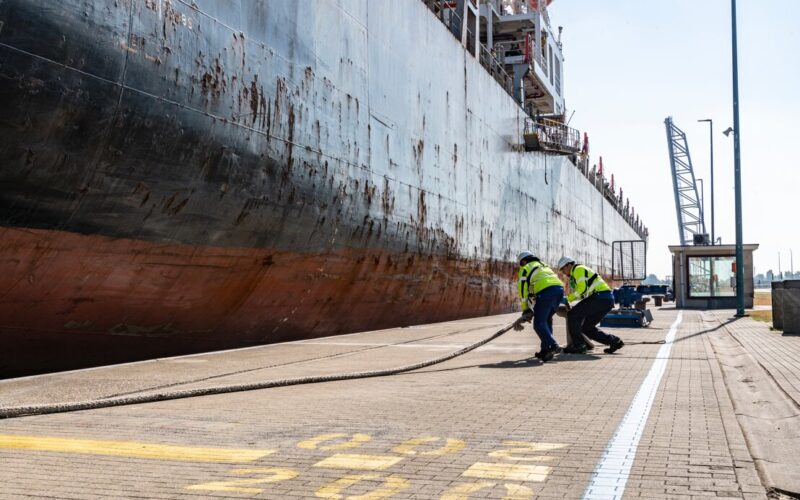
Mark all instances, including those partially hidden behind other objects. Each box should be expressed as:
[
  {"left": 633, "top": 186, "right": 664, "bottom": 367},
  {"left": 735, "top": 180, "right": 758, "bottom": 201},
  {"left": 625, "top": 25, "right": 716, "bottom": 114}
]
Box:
[{"left": 548, "top": 0, "right": 800, "bottom": 279}]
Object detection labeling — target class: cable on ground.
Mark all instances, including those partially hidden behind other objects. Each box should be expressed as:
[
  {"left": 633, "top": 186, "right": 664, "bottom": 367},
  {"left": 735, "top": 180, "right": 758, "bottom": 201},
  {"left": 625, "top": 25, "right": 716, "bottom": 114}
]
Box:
[{"left": 0, "top": 321, "right": 521, "bottom": 420}]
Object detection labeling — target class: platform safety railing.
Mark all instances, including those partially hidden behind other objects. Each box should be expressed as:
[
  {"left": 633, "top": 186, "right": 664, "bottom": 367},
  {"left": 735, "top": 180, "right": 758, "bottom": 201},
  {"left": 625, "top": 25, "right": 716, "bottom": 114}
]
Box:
[{"left": 523, "top": 117, "right": 581, "bottom": 154}]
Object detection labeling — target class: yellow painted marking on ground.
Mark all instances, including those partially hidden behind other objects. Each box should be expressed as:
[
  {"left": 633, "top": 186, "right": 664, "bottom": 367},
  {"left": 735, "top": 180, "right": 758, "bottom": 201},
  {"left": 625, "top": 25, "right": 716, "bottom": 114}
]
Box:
[
  {"left": 185, "top": 467, "right": 297, "bottom": 494},
  {"left": 315, "top": 474, "right": 409, "bottom": 499},
  {"left": 502, "top": 483, "right": 534, "bottom": 499},
  {"left": 488, "top": 441, "right": 567, "bottom": 461},
  {"left": 297, "top": 433, "right": 371, "bottom": 450},
  {"left": 441, "top": 482, "right": 534, "bottom": 499},
  {"left": 462, "top": 463, "right": 551, "bottom": 482},
  {"left": 0, "top": 434, "right": 274, "bottom": 463},
  {"left": 441, "top": 481, "right": 497, "bottom": 499},
  {"left": 391, "top": 436, "right": 465, "bottom": 456},
  {"left": 314, "top": 453, "right": 403, "bottom": 471}
]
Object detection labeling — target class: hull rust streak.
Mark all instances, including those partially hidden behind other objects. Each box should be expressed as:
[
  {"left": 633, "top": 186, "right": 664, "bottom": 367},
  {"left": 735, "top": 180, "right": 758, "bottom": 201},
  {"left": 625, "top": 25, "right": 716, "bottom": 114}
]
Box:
[{"left": 0, "top": 0, "right": 642, "bottom": 376}]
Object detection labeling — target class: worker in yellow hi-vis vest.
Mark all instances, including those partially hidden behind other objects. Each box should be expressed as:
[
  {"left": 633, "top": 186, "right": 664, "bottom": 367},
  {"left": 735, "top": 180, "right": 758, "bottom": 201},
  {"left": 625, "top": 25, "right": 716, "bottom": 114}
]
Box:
[
  {"left": 556, "top": 256, "right": 624, "bottom": 355},
  {"left": 514, "top": 251, "right": 564, "bottom": 362}
]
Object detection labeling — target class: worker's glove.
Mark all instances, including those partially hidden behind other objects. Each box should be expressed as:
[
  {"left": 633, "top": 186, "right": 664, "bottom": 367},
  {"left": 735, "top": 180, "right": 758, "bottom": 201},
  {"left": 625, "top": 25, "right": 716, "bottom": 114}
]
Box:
[{"left": 513, "top": 310, "right": 532, "bottom": 331}]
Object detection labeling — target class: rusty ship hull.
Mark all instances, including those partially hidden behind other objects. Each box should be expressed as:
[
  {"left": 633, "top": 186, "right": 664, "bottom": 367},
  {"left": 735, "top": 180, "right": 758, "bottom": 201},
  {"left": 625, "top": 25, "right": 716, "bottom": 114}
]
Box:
[{"left": 0, "top": 0, "right": 641, "bottom": 376}]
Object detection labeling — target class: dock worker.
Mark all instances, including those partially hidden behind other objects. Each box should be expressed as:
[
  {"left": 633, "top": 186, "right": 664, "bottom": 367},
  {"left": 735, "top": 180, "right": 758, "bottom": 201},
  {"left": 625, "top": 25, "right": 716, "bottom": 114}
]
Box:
[
  {"left": 514, "top": 251, "right": 564, "bottom": 362},
  {"left": 556, "top": 257, "right": 624, "bottom": 355}
]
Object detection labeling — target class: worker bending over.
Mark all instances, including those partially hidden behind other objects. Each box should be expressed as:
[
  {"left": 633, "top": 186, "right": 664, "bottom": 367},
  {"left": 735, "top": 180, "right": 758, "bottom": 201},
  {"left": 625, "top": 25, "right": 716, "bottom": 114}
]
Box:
[
  {"left": 556, "top": 257, "right": 624, "bottom": 355},
  {"left": 515, "top": 251, "right": 563, "bottom": 362}
]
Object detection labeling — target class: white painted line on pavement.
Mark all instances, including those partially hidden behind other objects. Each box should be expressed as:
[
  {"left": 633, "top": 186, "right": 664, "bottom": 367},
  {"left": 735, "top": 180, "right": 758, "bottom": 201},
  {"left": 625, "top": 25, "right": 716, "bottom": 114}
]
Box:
[{"left": 582, "top": 311, "right": 683, "bottom": 500}]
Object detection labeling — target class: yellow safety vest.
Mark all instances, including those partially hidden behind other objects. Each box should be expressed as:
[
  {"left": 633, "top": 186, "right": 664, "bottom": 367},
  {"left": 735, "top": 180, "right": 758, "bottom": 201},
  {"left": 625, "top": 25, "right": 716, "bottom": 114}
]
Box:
[
  {"left": 518, "top": 261, "right": 563, "bottom": 311},
  {"left": 567, "top": 264, "right": 611, "bottom": 302}
]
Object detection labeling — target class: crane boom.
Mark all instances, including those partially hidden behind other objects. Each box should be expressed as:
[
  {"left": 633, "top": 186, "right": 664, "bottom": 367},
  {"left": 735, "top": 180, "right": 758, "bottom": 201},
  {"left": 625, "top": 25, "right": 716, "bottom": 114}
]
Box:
[{"left": 665, "top": 117, "right": 706, "bottom": 245}]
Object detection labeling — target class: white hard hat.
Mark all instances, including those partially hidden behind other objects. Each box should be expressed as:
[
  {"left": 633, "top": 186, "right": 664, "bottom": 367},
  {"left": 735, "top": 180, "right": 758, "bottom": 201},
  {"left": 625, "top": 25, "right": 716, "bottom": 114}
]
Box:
[
  {"left": 557, "top": 256, "right": 576, "bottom": 270},
  {"left": 517, "top": 250, "right": 535, "bottom": 263}
]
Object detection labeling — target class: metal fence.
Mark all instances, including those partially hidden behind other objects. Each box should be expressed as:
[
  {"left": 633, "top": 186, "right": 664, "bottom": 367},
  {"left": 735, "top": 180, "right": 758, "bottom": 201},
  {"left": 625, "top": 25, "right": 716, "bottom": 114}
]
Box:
[{"left": 611, "top": 240, "right": 647, "bottom": 281}]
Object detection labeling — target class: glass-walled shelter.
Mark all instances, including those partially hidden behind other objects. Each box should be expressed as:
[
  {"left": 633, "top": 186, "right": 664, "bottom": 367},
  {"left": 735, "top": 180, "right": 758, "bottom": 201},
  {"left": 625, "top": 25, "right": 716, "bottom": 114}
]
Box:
[{"left": 669, "top": 244, "right": 759, "bottom": 309}]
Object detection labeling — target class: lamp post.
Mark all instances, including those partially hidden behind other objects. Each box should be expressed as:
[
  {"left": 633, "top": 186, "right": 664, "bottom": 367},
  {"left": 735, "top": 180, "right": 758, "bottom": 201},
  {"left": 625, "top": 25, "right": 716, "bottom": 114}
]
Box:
[
  {"left": 730, "top": 0, "right": 745, "bottom": 316},
  {"left": 697, "top": 178, "right": 704, "bottom": 225},
  {"left": 698, "top": 119, "right": 715, "bottom": 244}
]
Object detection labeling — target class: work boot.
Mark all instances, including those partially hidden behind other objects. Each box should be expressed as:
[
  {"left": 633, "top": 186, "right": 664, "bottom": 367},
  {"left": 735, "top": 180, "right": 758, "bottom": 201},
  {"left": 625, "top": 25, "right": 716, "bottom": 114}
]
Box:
[
  {"left": 535, "top": 345, "right": 562, "bottom": 362},
  {"left": 563, "top": 344, "right": 587, "bottom": 355},
  {"left": 604, "top": 338, "right": 625, "bottom": 354}
]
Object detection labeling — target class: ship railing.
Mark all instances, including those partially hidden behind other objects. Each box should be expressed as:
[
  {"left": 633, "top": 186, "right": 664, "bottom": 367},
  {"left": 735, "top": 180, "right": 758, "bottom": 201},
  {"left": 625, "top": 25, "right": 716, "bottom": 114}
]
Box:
[
  {"left": 479, "top": 45, "right": 515, "bottom": 96},
  {"left": 424, "top": 0, "right": 467, "bottom": 44},
  {"left": 522, "top": 117, "right": 581, "bottom": 155},
  {"left": 535, "top": 45, "right": 548, "bottom": 76},
  {"left": 424, "top": 0, "right": 647, "bottom": 239},
  {"left": 422, "top": 2, "right": 533, "bottom": 102},
  {"left": 579, "top": 159, "right": 645, "bottom": 236},
  {"left": 554, "top": 59, "right": 562, "bottom": 95},
  {"left": 494, "top": 39, "right": 527, "bottom": 62}
]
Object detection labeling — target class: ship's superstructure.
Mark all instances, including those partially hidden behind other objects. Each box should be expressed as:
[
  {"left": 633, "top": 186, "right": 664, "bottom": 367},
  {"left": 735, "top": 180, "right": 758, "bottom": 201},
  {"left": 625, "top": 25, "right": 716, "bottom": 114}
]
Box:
[{"left": 0, "top": 0, "right": 645, "bottom": 375}]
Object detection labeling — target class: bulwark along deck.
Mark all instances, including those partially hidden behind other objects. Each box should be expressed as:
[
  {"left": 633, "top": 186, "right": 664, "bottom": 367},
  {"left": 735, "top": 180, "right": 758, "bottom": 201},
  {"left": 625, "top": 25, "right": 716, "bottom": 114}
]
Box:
[{"left": 1, "top": 307, "right": 796, "bottom": 499}]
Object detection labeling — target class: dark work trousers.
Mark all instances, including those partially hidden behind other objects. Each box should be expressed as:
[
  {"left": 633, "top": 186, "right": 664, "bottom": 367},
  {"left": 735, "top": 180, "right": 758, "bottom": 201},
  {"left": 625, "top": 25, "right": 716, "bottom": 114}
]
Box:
[
  {"left": 567, "top": 291, "right": 618, "bottom": 347},
  {"left": 532, "top": 285, "right": 563, "bottom": 350}
]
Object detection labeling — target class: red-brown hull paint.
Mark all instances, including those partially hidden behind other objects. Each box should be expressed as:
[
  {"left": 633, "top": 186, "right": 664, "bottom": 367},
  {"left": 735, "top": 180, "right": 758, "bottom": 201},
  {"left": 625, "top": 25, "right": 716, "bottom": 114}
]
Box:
[{"left": 0, "top": 227, "right": 514, "bottom": 376}]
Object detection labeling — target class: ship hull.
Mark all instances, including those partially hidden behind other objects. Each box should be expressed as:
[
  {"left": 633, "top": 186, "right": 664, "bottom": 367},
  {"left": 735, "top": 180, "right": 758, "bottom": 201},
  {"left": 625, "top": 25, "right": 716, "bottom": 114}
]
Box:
[
  {"left": 0, "top": 226, "right": 506, "bottom": 375},
  {"left": 0, "top": 0, "right": 641, "bottom": 376}
]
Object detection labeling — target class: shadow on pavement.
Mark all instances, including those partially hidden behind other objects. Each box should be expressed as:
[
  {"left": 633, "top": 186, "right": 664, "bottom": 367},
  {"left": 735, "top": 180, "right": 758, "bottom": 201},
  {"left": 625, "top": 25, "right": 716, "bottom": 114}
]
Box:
[
  {"left": 403, "top": 353, "right": 602, "bottom": 376},
  {"left": 671, "top": 315, "right": 741, "bottom": 344},
  {"left": 479, "top": 354, "right": 601, "bottom": 368}
]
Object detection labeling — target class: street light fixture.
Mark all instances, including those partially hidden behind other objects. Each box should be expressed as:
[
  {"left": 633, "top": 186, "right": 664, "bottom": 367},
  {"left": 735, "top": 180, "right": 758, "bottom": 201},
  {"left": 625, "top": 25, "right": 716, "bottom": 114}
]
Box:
[{"left": 698, "top": 118, "right": 715, "bottom": 245}]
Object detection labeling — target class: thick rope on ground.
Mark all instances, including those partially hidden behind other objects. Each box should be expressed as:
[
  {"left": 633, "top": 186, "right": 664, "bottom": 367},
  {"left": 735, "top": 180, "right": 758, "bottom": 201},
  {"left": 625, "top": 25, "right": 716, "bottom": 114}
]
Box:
[{"left": 0, "top": 321, "right": 520, "bottom": 420}]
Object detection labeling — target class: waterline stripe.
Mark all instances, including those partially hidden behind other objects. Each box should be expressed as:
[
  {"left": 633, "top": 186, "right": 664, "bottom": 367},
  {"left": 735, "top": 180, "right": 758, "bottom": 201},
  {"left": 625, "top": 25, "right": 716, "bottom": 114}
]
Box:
[{"left": 582, "top": 311, "right": 684, "bottom": 500}]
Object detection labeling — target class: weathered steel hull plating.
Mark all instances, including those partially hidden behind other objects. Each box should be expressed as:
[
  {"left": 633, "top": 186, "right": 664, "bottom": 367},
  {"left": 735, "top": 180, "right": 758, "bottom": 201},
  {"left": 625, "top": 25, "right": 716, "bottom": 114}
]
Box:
[{"left": 0, "top": 0, "right": 641, "bottom": 376}]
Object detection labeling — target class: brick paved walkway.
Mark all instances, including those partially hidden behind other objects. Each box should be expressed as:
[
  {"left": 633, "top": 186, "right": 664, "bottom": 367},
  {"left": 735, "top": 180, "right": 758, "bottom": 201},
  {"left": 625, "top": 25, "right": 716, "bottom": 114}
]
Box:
[
  {"left": 710, "top": 310, "right": 800, "bottom": 405},
  {"left": 0, "top": 308, "right": 782, "bottom": 499},
  {"left": 704, "top": 311, "right": 800, "bottom": 495}
]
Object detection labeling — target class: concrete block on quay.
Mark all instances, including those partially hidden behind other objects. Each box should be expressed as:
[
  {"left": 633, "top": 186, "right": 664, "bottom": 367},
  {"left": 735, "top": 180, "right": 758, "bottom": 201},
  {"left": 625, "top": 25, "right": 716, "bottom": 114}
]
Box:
[
  {"left": 772, "top": 280, "right": 785, "bottom": 330},
  {"left": 781, "top": 280, "right": 800, "bottom": 334}
]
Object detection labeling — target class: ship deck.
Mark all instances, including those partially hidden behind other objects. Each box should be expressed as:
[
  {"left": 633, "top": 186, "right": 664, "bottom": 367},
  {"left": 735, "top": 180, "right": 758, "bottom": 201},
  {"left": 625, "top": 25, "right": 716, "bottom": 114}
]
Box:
[{"left": 1, "top": 308, "right": 798, "bottom": 498}]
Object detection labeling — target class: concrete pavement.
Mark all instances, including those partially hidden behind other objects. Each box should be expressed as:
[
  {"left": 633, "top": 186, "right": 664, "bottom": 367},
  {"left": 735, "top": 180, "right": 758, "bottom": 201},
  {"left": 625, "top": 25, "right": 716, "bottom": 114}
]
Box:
[{"left": 0, "top": 307, "right": 795, "bottom": 499}]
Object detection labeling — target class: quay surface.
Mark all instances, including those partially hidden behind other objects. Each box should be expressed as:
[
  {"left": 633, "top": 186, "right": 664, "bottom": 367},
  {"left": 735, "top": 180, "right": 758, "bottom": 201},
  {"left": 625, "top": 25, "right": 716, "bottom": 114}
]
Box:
[{"left": 1, "top": 308, "right": 798, "bottom": 499}]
